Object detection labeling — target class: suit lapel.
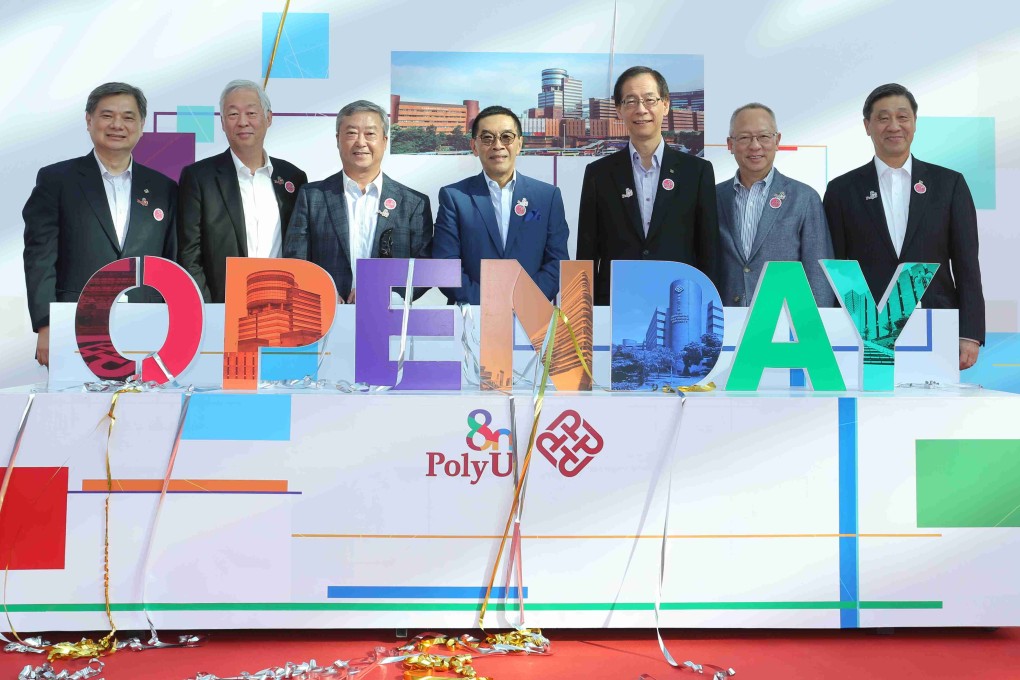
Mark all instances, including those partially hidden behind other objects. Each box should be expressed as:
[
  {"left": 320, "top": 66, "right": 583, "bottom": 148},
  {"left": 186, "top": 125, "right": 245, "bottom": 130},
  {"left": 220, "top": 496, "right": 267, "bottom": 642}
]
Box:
[
  {"left": 718, "top": 179, "right": 743, "bottom": 262},
  {"left": 77, "top": 154, "right": 121, "bottom": 253},
  {"left": 470, "top": 173, "right": 504, "bottom": 257},
  {"left": 374, "top": 174, "right": 398, "bottom": 257},
  {"left": 901, "top": 157, "right": 927, "bottom": 255},
  {"left": 504, "top": 174, "right": 529, "bottom": 256},
  {"left": 214, "top": 150, "right": 248, "bottom": 257},
  {"left": 324, "top": 174, "right": 351, "bottom": 268},
  {"left": 268, "top": 158, "right": 289, "bottom": 238},
  {"left": 747, "top": 170, "right": 784, "bottom": 261},
  {"left": 857, "top": 161, "right": 898, "bottom": 258},
  {"left": 611, "top": 150, "right": 645, "bottom": 241},
  {"left": 123, "top": 167, "right": 150, "bottom": 254},
  {"left": 647, "top": 145, "right": 678, "bottom": 241}
]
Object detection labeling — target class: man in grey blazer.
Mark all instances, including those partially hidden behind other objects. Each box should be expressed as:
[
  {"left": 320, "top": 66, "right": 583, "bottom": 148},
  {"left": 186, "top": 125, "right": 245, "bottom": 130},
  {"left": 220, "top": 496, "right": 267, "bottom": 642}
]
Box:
[
  {"left": 716, "top": 103, "right": 834, "bottom": 307},
  {"left": 283, "top": 100, "right": 432, "bottom": 302}
]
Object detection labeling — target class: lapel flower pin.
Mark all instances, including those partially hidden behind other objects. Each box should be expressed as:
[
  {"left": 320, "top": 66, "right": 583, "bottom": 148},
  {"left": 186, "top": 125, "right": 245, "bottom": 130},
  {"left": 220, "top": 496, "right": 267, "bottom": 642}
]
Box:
[
  {"left": 622, "top": 188, "right": 634, "bottom": 199},
  {"left": 136, "top": 197, "right": 149, "bottom": 207},
  {"left": 143, "top": 188, "right": 149, "bottom": 194},
  {"left": 866, "top": 190, "right": 878, "bottom": 201},
  {"left": 377, "top": 208, "right": 390, "bottom": 218}
]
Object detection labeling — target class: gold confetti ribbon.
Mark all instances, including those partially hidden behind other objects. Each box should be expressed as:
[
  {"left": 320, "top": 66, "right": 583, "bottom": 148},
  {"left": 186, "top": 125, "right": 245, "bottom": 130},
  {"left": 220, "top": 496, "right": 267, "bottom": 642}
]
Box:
[{"left": 262, "top": 0, "right": 291, "bottom": 90}]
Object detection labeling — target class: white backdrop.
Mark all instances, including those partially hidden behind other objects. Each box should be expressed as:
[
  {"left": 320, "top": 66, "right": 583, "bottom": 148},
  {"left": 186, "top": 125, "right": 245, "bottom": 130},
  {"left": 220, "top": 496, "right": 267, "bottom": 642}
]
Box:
[{"left": 2, "top": 0, "right": 1018, "bottom": 387}]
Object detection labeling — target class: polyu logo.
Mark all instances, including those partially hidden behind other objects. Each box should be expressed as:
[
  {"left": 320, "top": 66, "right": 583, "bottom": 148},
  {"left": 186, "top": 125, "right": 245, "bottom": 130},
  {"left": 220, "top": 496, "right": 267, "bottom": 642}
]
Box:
[
  {"left": 537, "top": 409, "right": 604, "bottom": 477},
  {"left": 426, "top": 409, "right": 513, "bottom": 485}
]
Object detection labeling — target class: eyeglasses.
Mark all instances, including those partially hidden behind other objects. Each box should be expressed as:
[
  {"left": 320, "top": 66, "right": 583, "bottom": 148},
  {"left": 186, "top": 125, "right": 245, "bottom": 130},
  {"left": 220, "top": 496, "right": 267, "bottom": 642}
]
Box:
[
  {"left": 476, "top": 132, "right": 518, "bottom": 147},
  {"left": 730, "top": 133, "right": 778, "bottom": 147},
  {"left": 620, "top": 96, "right": 663, "bottom": 110}
]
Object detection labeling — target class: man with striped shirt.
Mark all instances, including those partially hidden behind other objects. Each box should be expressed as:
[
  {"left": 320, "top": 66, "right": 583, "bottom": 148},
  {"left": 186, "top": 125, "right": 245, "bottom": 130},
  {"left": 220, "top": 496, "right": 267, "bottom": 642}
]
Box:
[{"left": 715, "top": 103, "right": 834, "bottom": 306}]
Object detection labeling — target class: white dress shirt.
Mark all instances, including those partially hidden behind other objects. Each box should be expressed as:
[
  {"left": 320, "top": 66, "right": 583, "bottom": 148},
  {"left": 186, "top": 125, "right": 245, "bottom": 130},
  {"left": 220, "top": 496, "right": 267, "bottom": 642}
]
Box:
[
  {"left": 231, "top": 149, "right": 282, "bottom": 259},
  {"left": 485, "top": 170, "right": 517, "bottom": 248},
  {"left": 874, "top": 155, "right": 912, "bottom": 257},
  {"left": 94, "top": 151, "right": 132, "bottom": 249},
  {"left": 342, "top": 171, "right": 383, "bottom": 286},
  {"left": 630, "top": 139, "right": 664, "bottom": 236}
]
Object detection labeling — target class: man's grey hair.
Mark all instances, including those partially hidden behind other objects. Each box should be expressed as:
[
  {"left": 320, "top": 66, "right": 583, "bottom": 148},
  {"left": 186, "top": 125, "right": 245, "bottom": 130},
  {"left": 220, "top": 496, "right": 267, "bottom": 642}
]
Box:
[
  {"left": 219, "top": 80, "right": 272, "bottom": 117},
  {"left": 335, "top": 100, "right": 389, "bottom": 136},
  {"left": 728, "top": 102, "right": 778, "bottom": 136},
  {"left": 86, "top": 82, "right": 147, "bottom": 120}
]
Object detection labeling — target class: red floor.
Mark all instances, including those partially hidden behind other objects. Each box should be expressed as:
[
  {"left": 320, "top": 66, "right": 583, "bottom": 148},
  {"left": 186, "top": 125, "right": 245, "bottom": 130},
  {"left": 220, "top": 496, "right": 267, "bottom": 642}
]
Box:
[{"left": 4, "top": 628, "right": 1020, "bottom": 679}]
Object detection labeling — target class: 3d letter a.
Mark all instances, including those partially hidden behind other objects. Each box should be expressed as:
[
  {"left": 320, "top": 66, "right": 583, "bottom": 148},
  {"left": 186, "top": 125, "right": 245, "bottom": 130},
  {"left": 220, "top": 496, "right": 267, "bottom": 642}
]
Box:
[{"left": 727, "top": 261, "right": 845, "bottom": 391}]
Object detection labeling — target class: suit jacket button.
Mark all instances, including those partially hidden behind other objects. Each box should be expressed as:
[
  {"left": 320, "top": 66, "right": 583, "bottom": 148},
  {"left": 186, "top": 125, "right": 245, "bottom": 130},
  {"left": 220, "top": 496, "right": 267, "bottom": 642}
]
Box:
[
  {"left": 642, "top": 249, "right": 650, "bottom": 256},
  {"left": 744, "top": 267, "right": 751, "bottom": 273}
]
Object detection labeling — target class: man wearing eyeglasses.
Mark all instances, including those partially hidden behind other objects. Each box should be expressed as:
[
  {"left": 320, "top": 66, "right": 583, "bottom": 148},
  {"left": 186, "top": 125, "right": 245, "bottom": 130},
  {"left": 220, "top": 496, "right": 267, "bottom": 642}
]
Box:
[
  {"left": 283, "top": 99, "right": 433, "bottom": 303},
  {"left": 433, "top": 105, "right": 569, "bottom": 304},
  {"left": 576, "top": 66, "right": 718, "bottom": 305},
  {"left": 823, "top": 83, "right": 984, "bottom": 370},
  {"left": 717, "top": 103, "right": 834, "bottom": 307}
]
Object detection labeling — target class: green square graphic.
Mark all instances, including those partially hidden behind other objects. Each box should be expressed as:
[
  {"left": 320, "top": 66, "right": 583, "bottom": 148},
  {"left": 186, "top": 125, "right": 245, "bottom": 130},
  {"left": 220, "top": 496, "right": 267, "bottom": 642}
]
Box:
[
  {"left": 914, "top": 117, "right": 996, "bottom": 209},
  {"left": 916, "top": 439, "right": 1020, "bottom": 527},
  {"left": 177, "top": 106, "right": 215, "bottom": 143}
]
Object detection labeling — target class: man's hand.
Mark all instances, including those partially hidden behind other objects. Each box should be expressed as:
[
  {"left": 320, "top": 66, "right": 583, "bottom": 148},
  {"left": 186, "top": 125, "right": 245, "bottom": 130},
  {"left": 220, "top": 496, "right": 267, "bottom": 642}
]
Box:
[
  {"left": 960, "top": 338, "right": 980, "bottom": 371},
  {"left": 35, "top": 326, "right": 50, "bottom": 368},
  {"left": 346, "top": 289, "right": 356, "bottom": 305}
]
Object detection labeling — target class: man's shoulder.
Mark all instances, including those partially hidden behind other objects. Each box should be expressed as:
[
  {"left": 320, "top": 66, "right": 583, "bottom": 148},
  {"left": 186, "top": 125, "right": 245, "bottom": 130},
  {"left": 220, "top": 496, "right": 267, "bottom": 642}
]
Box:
[
  {"left": 664, "top": 145, "right": 710, "bottom": 171},
  {"left": 383, "top": 174, "right": 430, "bottom": 204},
  {"left": 35, "top": 154, "right": 91, "bottom": 181},
  {"left": 585, "top": 148, "right": 628, "bottom": 175},
  {"left": 269, "top": 156, "right": 305, "bottom": 179},
  {"left": 773, "top": 170, "right": 821, "bottom": 202},
  {"left": 440, "top": 173, "right": 482, "bottom": 196},
  {"left": 298, "top": 171, "right": 342, "bottom": 195},
  {"left": 180, "top": 150, "right": 229, "bottom": 178},
  {"left": 913, "top": 158, "right": 963, "bottom": 181},
  {"left": 826, "top": 161, "right": 872, "bottom": 191},
  {"left": 517, "top": 172, "right": 558, "bottom": 196},
  {"left": 133, "top": 162, "right": 177, "bottom": 189}
]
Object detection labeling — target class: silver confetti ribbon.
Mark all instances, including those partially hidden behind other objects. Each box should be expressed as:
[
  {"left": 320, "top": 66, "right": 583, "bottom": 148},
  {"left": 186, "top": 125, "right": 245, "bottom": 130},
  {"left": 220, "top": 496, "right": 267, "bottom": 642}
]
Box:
[{"left": 18, "top": 658, "right": 104, "bottom": 680}]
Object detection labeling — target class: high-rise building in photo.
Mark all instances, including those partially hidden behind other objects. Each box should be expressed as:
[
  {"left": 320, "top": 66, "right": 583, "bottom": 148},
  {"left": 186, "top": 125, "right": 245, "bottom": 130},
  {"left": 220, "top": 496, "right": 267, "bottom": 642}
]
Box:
[
  {"left": 670, "top": 90, "right": 705, "bottom": 111},
  {"left": 537, "top": 68, "right": 583, "bottom": 119}
]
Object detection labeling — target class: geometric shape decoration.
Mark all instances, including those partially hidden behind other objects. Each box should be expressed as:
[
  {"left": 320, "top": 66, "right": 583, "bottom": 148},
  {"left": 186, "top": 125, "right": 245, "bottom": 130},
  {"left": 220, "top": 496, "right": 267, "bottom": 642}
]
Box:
[
  {"left": 822, "top": 260, "right": 937, "bottom": 391},
  {"left": 0, "top": 467, "right": 68, "bottom": 570},
  {"left": 837, "top": 397, "right": 858, "bottom": 629},
  {"left": 181, "top": 393, "right": 292, "bottom": 441},
  {"left": 961, "top": 332, "right": 1020, "bottom": 393},
  {"left": 133, "top": 132, "right": 196, "bottom": 183},
  {"left": 611, "top": 260, "right": 724, "bottom": 390},
  {"left": 262, "top": 12, "right": 330, "bottom": 79},
  {"left": 177, "top": 105, "right": 216, "bottom": 143},
  {"left": 79, "top": 479, "right": 289, "bottom": 492},
  {"left": 260, "top": 343, "right": 321, "bottom": 382},
  {"left": 914, "top": 116, "right": 996, "bottom": 210},
  {"left": 916, "top": 439, "right": 1020, "bottom": 527},
  {"left": 139, "top": 256, "right": 205, "bottom": 383},
  {"left": 75, "top": 258, "right": 138, "bottom": 381}
]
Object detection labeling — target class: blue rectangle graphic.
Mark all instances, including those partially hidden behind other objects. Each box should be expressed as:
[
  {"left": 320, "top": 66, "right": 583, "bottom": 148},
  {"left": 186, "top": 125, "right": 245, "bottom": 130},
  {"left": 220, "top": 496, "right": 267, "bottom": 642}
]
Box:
[
  {"left": 327, "top": 586, "right": 528, "bottom": 599},
  {"left": 182, "top": 394, "right": 291, "bottom": 441},
  {"left": 838, "top": 397, "right": 859, "bottom": 629}
]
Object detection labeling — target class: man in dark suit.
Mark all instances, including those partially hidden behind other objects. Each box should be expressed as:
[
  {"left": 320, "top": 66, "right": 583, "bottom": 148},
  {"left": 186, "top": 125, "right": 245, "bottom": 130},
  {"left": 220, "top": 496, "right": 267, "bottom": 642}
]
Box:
[
  {"left": 576, "top": 66, "right": 718, "bottom": 306},
  {"left": 433, "top": 105, "right": 569, "bottom": 304},
  {"left": 823, "top": 83, "right": 984, "bottom": 369},
  {"left": 23, "top": 82, "right": 177, "bottom": 367},
  {"left": 283, "top": 100, "right": 432, "bottom": 302},
  {"left": 717, "top": 102, "right": 834, "bottom": 307},
  {"left": 177, "top": 79, "right": 307, "bottom": 303}
]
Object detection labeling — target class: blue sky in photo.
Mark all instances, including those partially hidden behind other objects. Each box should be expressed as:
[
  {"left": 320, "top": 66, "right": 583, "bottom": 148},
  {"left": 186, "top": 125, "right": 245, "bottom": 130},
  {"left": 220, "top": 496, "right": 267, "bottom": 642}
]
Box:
[{"left": 391, "top": 52, "right": 703, "bottom": 116}]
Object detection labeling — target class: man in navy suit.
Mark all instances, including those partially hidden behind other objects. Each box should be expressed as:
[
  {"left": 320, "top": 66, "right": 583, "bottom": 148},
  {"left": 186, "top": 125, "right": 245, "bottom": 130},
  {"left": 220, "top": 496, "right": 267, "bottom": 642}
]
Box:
[
  {"left": 177, "top": 80, "right": 307, "bottom": 303},
  {"left": 824, "top": 83, "right": 984, "bottom": 369},
  {"left": 283, "top": 100, "right": 433, "bottom": 302},
  {"left": 23, "top": 82, "right": 177, "bottom": 367},
  {"left": 432, "top": 105, "right": 570, "bottom": 304},
  {"left": 576, "top": 66, "right": 718, "bottom": 305}
]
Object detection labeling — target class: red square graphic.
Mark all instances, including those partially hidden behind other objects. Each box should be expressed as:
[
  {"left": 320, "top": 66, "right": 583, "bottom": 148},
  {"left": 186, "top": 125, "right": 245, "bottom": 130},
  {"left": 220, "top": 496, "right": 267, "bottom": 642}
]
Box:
[{"left": 0, "top": 467, "right": 68, "bottom": 570}]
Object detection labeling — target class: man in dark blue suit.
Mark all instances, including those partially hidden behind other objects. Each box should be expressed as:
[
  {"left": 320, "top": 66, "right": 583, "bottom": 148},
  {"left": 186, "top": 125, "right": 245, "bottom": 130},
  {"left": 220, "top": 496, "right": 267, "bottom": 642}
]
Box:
[
  {"left": 433, "top": 105, "right": 570, "bottom": 304},
  {"left": 283, "top": 100, "right": 432, "bottom": 303},
  {"left": 23, "top": 82, "right": 177, "bottom": 367}
]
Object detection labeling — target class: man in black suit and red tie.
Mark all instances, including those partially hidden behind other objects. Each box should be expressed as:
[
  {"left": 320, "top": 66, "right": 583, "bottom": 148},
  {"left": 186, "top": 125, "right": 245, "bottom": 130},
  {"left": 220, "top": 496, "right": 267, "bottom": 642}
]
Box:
[
  {"left": 23, "top": 82, "right": 177, "bottom": 367},
  {"left": 576, "top": 66, "right": 718, "bottom": 305},
  {"left": 177, "top": 79, "right": 307, "bottom": 303},
  {"left": 823, "top": 83, "right": 985, "bottom": 369}
]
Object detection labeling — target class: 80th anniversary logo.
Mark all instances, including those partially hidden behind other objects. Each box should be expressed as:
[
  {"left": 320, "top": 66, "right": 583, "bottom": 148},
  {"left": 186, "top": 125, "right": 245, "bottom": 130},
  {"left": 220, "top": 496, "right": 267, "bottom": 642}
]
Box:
[{"left": 426, "top": 408, "right": 604, "bottom": 484}]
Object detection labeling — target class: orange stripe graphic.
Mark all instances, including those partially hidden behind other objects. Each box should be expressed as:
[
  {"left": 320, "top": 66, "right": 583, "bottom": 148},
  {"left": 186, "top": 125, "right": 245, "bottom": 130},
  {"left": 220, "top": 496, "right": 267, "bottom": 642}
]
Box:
[{"left": 81, "top": 479, "right": 288, "bottom": 492}]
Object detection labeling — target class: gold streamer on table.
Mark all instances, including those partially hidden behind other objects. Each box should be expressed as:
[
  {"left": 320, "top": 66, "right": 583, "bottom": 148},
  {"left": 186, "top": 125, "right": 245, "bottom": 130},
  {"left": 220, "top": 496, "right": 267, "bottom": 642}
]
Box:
[
  {"left": 262, "top": 0, "right": 292, "bottom": 90},
  {"left": 477, "top": 310, "right": 559, "bottom": 628}
]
